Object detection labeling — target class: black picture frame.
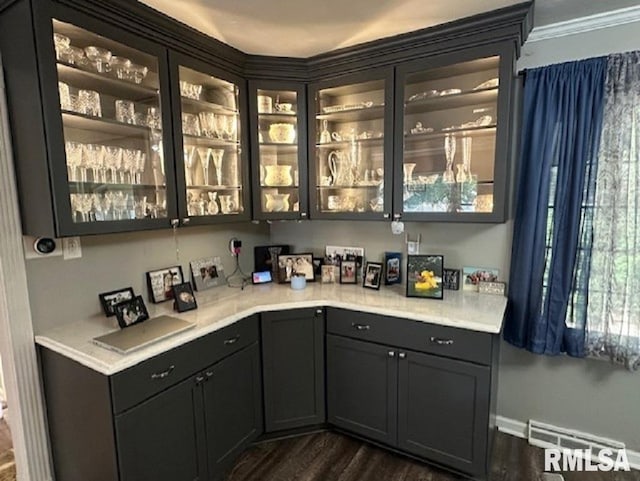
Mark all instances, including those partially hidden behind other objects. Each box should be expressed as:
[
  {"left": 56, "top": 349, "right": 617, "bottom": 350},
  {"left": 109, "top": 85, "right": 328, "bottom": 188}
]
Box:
[
  {"left": 114, "top": 295, "right": 149, "bottom": 329},
  {"left": 406, "top": 255, "right": 444, "bottom": 300},
  {"left": 363, "top": 262, "right": 383, "bottom": 290},
  {"left": 172, "top": 282, "right": 198, "bottom": 313},
  {"left": 146, "top": 266, "right": 184, "bottom": 303},
  {"left": 312, "top": 257, "right": 323, "bottom": 277},
  {"left": 384, "top": 252, "right": 402, "bottom": 285},
  {"left": 339, "top": 260, "right": 357, "bottom": 284},
  {"left": 254, "top": 245, "right": 290, "bottom": 272},
  {"left": 276, "top": 253, "right": 315, "bottom": 283},
  {"left": 443, "top": 268, "right": 461, "bottom": 290},
  {"left": 98, "top": 287, "right": 135, "bottom": 317}
]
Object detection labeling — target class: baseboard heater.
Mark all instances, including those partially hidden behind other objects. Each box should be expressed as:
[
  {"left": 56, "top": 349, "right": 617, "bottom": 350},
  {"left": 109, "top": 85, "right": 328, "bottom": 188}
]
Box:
[{"left": 528, "top": 419, "right": 625, "bottom": 453}]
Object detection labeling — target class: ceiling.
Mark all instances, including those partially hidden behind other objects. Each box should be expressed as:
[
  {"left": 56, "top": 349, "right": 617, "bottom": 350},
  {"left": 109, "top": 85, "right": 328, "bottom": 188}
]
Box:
[{"left": 140, "top": 0, "right": 640, "bottom": 57}]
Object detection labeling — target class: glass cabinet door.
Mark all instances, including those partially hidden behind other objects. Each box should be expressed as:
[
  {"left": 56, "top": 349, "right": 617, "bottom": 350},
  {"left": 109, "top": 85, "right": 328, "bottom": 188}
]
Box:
[
  {"left": 175, "top": 64, "right": 245, "bottom": 221},
  {"left": 397, "top": 55, "right": 502, "bottom": 219},
  {"left": 52, "top": 19, "right": 172, "bottom": 230},
  {"left": 310, "top": 72, "right": 393, "bottom": 219},
  {"left": 250, "top": 82, "right": 307, "bottom": 220}
]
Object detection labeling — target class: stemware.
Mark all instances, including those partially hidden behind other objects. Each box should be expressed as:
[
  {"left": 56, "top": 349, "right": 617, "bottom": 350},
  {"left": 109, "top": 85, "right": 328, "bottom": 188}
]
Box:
[
  {"left": 461, "top": 136, "right": 473, "bottom": 183},
  {"left": 104, "top": 146, "right": 123, "bottom": 184},
  {"left": 182, "top": 113, "right": 201, "bottom": 136},
  {"left": 91, "top": 193, "right": 104, "bottom": 221},
  {"left": 183, "top": 146, "right": 197, "bottom": 186},
  {"left": 79, "top": 193, "right": 93, "bottom": 222},
  {"left": 83, "top": 144, "right": 105, "bottom": 183},
  {"left": 110, "top": 56, "right": 132, "bottom": 80},
  {"left": 179, "top": 80, "right": 202, "bottom": 100},
  {"left": 146, "top": 107, "right": 161, "bottom": 130},
  {"left": 443, "top": 134, "right": 456, "bottom": 184},
  {"left": 64, "top": 141, "right": 83, "bottom": 182},
  {"left": 134, "top": 196, "right": 148, "bottom": 219},
  {"left": 211, "top": 149, "right": 224, "bottom": 186},
  {"left": 135, "top": 152, "right": 147, "bottom": 185},
  {"left": 84, "top": 46, "right": 112, "bottom": 73},
  {"left": 196, "top": 147, "right": 212, "bottom": 185},
  {"left": 198, "top": 112, "right": 215, "bottom": 138},
  {"left": 224, "top": 115, "right": 237, "bottom": 141},
  {"left": 320, "top": 119, "right": 331, "bottom": 144},
  {"left": 207, "top": 192, "right": 219, "bottom": 214},
  {"left": 129, "top": 64, "right": 148, "bottom": 85},
  {"left": 403, "top": 163, "right": 416, "bottom": 185}
]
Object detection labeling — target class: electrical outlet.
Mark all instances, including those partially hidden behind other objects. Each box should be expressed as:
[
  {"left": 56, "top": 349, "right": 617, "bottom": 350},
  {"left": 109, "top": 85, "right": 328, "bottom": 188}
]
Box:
[{"left": 63, "top": 237, "right": 82, "bottom": 260}]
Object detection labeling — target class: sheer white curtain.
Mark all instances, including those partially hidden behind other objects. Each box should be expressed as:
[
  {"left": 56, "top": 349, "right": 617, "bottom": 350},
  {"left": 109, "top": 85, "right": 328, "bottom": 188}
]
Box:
[{"left": 586, "top": 51, "right": 640, "bottom": 370}]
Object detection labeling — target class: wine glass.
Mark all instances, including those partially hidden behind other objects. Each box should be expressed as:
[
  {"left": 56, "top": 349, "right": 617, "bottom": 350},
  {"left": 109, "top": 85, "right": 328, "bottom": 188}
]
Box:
[
  {"left": 122, "top": 149, "right": 136, "bottom": 184},
  {"left": 461, "top": 136, "right": 473, "bottom": 182},
  {"left": 84, "top": 46, "right": 112, "bottom": 73},
  {"left": 64, "top": 141, "right": 83, "bottom": 182},
  {"left": 211, "top": 149, "right": 224, "bottom": 186},
  {"left": 224, "top": 116, "right": 237, "bottom": 142},
  {"left": 207, "top": 192, "right": 219, "bottom": 214},
  {"left": 135, "top": 152, "right": 147, "bottom": 185},
  {"left": 83, "top": 144, "right": 104, "bottom": 183},
  {"left": 196, "top": 147, "right": 212, "bottom": 185},
  {"left": 443, "top": 134, "right": 456, "bottom": 183},
  {"left": 183, "top": 146, "right": 196, "bottom": 186}
]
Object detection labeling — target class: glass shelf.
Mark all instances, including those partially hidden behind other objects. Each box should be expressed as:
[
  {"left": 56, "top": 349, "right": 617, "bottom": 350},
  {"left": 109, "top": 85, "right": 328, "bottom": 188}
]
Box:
[
  {"left": 62, "top": 111, "right": 159, "bottom": 136},
  {"left": 404, "top": 88, "right": 497, "bottom": 113},
  {"left": 316, "top": 104, "right": 385, "bottom": 122}
]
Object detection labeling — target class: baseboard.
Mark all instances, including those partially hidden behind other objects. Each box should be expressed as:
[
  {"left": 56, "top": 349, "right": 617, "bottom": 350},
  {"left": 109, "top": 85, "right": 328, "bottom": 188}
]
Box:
[{"left": 495, "top": 416, "right": 640, "bottom": 471}]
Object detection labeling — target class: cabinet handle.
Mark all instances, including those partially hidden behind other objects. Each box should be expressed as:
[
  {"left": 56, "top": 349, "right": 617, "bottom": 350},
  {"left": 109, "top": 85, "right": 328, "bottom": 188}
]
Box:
[
  {"left": 393, "top": 213, "right": 402, "bottom": 220},
  {"left": 195, "top": 375, "right": 205, "bottom": 384},
  {"left": 205, "top": 371, "right": 214, "bottom": 378},
  {"left": 430, "top": 337, "right": 454, "bottom": 346},
  {"left": 151, "top": 365, "right": 175, "bottom": 380},
  {"left": 351, "top": 323, "right": 370, "bottom": 331},
  {"left": 388, "top": 351, "right": 395, "bottom": 357},
  {"left": 315, "top": 308, "right": 323, "bottom": 315},
  {"left": 399, "top": 352, "right": 406, "bottom": 359},
  {"left": 182, "top": 217, "right": 190, "bottom": 224},
  {"left": 301, "top": 212, "right": 307, "bottom": 218},
  {"left": 383, "top": 213, "right": 390, "bottom": 219},
  {"left": 224, "top": 335, "right": 240, "bottom": 345}
]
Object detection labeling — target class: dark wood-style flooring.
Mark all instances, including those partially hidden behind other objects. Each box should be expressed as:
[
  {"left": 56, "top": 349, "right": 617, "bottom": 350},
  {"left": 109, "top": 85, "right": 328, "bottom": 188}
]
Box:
[
  {"left": 226, "top": 431, "right": 640, "bottom": 481},
  {"left": 0, "top": 417, "right": 15, "bottom": 481}
]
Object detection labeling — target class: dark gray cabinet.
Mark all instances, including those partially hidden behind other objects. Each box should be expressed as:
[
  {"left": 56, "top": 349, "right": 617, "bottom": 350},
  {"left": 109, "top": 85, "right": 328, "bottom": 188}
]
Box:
[{"left": 261, "top": 308, "right": 325, "bottom": 432}]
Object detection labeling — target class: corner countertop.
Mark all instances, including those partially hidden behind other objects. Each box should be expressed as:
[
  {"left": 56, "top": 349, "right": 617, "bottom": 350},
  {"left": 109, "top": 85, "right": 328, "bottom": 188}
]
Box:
[{"left": 35, "top": 283, "right": 507, "bottom": 376}]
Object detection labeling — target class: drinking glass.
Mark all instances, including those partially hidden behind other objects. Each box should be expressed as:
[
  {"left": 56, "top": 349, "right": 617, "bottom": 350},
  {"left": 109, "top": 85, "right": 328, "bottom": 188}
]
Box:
[
  {"left": 83, "top": 144, "right": 105, "bottom": 183},
  {"left": 461, "top": 136, "right": 472, "bottom": 182},
  {"left": 64, "top": 46, "right": 86, "bottom": 66},
  {"left": 91, "top": 193, "right": 104, "bottom": 221},
  {"left": 64, "top": 141, "right": 83, "bottom": 181},
  {"left": 443, "top": 134, "right": 456, "bottom": 183},
  {"left": 224, "top": 115, "right": 237, "bottom": 141},
  {"left": 146, "top": 107, "right": 161, "bottom": 129},
  {"left": 182, "top": 113, "right": 201, "bottom": 136},
  {"left": 129, "top": 64, "right": 148, "bottom": 84},
  {"left": 207, "top": 192, "right": 219, "bottom": 214},
  {"left": 211, "top": 149, "right": 224, "bottom": 186},
  {"left": 58, "top": 82, "right": 72, "bottom": 111},
  {"left": 198, "top": 112, "right": 215, "bottom": 138},
  {"left": 110, "top": 57, "right": 132, "bottom": 80},
  {"left": 103, "top": 146, "right": 123, "bottom": 183},
  {"left": 53, "top": 33, "right": 70, "bottom": 61},
  {"left": 179, "top": 80, "right": 202, "bottom": 99},
  {"left": 84, "top": 46, "right": 112, "bottom": 73},
  {"left": 135, "top": 152, "right": 147, "bottom": 185},
  {"left": 115, "top": 100, "right": 136, "bottom": 124},
  {"left": 134, "top": 196, "right": 148, "bottom": 219},
  {"left": 196, "top": 147, "right": 212, "bottom": 185},
  {"left": 183, "top": 146, "right": 196, "bottom": 186},
  {"left": 78, "top": 90, "right": 102, "bottom": 117}
]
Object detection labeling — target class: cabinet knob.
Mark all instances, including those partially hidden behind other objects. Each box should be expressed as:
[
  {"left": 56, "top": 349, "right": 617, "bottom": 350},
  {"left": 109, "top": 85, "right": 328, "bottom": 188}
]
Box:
[
  {"left": 182, "top": 217, "right": 191, "bottom": 224},
  {"left": 393, "top": 213, "right": 402, "bottom": 220},
  {"left": 170, "top": 218, "right": 179, "bottom": 227},
  {"left": 315, "top": 308, "right": 323, "bottom": 315},
  {"left": 300, "top": 212, "right": 307, "bottom": 218},
  {"left": 399, "top": 352, "right": 406, "bottom": 359},
  {"left": 383, "top": 213, "right": 390, "bottom": 219},
  {"left": 388, "top": 351, "right": 395, "bottom": 357}
]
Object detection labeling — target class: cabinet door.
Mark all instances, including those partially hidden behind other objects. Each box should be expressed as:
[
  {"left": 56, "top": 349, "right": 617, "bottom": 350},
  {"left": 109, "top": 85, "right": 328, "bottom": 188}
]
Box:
[
  {"left": 33, "top": 4, "right": 178, "bottom": 236},
  {"left": 202, "top": 343, "right": 263, "bottom": 479},
  {"left": 394, "top": 44, "right": 514, "bottom": 223},
  {"left": 249, "top": 80, "right": 308, "bottom": 220},
  {"left": 397, "top": 349, "right": 491, "bottom": 477},
  {"left": 115, "top": 376, "right": 206, "bottom": 481},
  {"left": 261, "top": 308, "right": 325, "bottom": 432},
  {"left": 326, "top": 334, "right": 397, "bottom": 446},
  {"left": 308, "top": 69, "right": 395, "bottom": 220},
  {"left": 169, "top": 51, "right": 251, "bottom": 226}
]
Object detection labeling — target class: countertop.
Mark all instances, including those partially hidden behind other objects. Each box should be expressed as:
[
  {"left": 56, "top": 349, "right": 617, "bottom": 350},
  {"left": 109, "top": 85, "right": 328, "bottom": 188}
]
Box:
[{"left": 35, "top": 282, "right": 507, "bottom": 376}]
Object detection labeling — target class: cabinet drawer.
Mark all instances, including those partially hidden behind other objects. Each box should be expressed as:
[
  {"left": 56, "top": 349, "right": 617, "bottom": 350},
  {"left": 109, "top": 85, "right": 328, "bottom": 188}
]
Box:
[
  {"left": 326, "top": 308, "right": 492, "bottom": 365},
  {"left": 111, "top": 315, "right": 259, "bottom": 413}
]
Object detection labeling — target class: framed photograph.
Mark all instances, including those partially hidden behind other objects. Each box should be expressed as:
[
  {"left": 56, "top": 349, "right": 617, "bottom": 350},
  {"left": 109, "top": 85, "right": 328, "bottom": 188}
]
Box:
[
  {"left": 321, "top": 265, "right": 337, "bottom": 283},
  {"left": 406, "top": 255, "right": 444, "bottom": 300},
  {"left": 363, "top": 262, "right": 383, "bottom": 290},
  {"left": 190, "top": 257, "right": 224, "bottom": 291},
  {"left": 462, "top": 267, "right": 499, "bottom": 292},
  {"left": 114, "top": 295, "right": 149, "bottom": 329},
  {"left": 478, "top": 280, "right": 506, "bottom": 296},
  {"left": 325, "top": 245, "right": 365, "bottom": 266},
  {"left": 312, "top": 257, "right": 323, "bottom": 277},
  {"left": 443, "top": 268, "right": 461, "bottom": 290},
  {"left": 276, "top": 253, "right": 315, "bottom": 283},
  {"left": 339, "top": 260, "right": 357, "bottom": 284},
  {"left": 99, "top": 287, "right": 135, "bottom": 317},
  {"left": 172, "top": 282, "right": 198, "bottom": 313},
  {"left": 147, "top": 266, "right": 184, "bottom": 303},
  {"left": 384, "top": 252, "right": 402, "bottom": 285},
  {"left": 254, "top": 245, "right": 290, "bottom": 272}
]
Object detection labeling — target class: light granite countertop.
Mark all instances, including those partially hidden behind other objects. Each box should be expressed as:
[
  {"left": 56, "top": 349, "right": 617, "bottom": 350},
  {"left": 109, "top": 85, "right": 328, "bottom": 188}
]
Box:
[{"left": 35, "top": 283, "right": 507, "bottom": 376}]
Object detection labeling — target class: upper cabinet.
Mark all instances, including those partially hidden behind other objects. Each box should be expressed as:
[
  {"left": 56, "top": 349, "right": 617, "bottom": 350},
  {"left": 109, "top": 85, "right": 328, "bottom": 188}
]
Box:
[
  {"left": 169, "top": 53, "right": 251, "bottom": 225},
  {"left": 394, "top": 45, "right": 515, "bottom": 222},
  {"left": 249, "top": 81, "right": 308, "bottom": 220},
  {"left": 308, "top": 70, "right": 395, "bottom": 220}
]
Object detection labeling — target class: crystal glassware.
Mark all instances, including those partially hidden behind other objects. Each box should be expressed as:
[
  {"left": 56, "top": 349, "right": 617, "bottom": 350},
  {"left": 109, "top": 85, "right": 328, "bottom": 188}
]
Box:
[
  {"left": 135, "top": 152, "right": 147, "bottom": 184},
  {"left": 115, "top": 100, "right": 136, "bottom": 124},
  {"left": 179, "top": 80, "right": 202, "bottom": 99},
  {"left": 403, "top": 163, "right": 416, "bottom": 185},
  {"left": 443, "top": 133, "right": 456, "bottom": 184},
  {"left": 134, "top": 196, "right": 148, "bottom": 219},
  {"left": 84, "top": 46, "right": 112, "bottom": 73},
  {"left": 78, "top": 90, "right": 102, "bottom": 117},
  {"left": 103, "top": 146, "right": 123, "bottom": 184},
  {"left": 207, "top": 192, "right": 219, "bottom": 214},
  {"left": 198, "top": 112, "right": 215, "bottom": 138},
  {"left": 64, "top": 46, "right": 86, "bottom": 66},
  {"left": 110, "top": 56, "right": 132, "bottom": 80},
  {"left": 224, "top": 115, "right": 237, "bottom": 141},
  {"left": 211, "top": 149, "right": 224, "bottom": 186},
  {"left": 183, "top": 146, "right": 196, "bottom": 186},
  {"left": 146, "top": 107, "right": 161, "bottom": 130},
  {"left": 461, "top": 136, "right": 472, "bottom": 183},
  {"left": 64, "top": 141, "right": 83, "bottom": 182},
  {"left": 83, "top": 144, "right": 105, "bottom": 183},
  {"left": 182, "top": 113, "right": 201, "bottom": 136},
  {"left": 129, "top": 64, "right": 148, "bottom": 84},
  {"left": 53, "top": 33, "right": 70, "bottom": 61},
  {"left": 196, "top": 147, "right": 212, "bottom": 185},
  {"left": 58, "top": 82, "right": 72, "bottom": 111}
]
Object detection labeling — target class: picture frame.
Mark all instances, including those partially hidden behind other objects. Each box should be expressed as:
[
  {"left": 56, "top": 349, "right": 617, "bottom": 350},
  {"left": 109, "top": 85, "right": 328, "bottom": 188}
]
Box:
[
  {"left": 276, "top": 253, "right": 315, "bottom": 283},
  {"left": 254, "top": 245, "right": 290, "bottom": 272},
  {"left": 339, "top": 260, "right": 357, "bottom": 284},
  {"left": 478, "top": 280, "right": 506, "bottom": 296},
  {"left": 114, "top": 295, "right": 149, "bottom": 329},
  {"left": 406, "top": 255, "right": 444, "bottom": 300},
  {"left": 384, "top": 252, "right": 402, "bottom": 285},
  {"left": 172, "top": 282, "right": 198, "bottom": 313},
  {"left": 312, "top": 257, "right": 323, "bottom": 277},
  {"left": 462, "top": 267, "right": 499, "bottom": 292},
  {"left": 442, "top": 268, "right": 461, "bottom": 290},
  {"left": 190, "top": 257, "right": 224, "bottom": 291},
  {"left": 321, "top": 265, "right": 337, "bottom": 283},
  {"left": 98, "top": 287, "right": 135, "bottom": 317},
  {"left": 325, "top": 245, "right": 365, "bottom": 266},
  {"left": 146, "top": 266, "right": 184, "bottom": 303},
  {"left": 363, "top": 262, "right": 383, "bottom": 290}
]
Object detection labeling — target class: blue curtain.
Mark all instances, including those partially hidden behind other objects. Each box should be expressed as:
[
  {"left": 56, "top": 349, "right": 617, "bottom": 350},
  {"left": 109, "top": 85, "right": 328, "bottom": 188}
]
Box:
[{"left": 504, "top": 58, "right": 607, "bottom": 356}]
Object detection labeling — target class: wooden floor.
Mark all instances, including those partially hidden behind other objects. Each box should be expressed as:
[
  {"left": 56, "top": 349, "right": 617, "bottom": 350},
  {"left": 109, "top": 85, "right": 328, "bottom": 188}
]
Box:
[
  {"left": 0, "top": 417, "right": 15, "bottom": 481},
  {"left": 226, "top": 431, "right": 640, "bottom": 481},
  {"left": 0, "top": 419, "right": 11, "bottom": 456}
]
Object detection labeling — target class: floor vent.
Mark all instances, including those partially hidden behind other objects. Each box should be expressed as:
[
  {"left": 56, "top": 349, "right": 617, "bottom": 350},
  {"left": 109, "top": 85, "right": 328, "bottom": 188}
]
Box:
[{"left": 528, "top": 419, "right": 625, "bottom": 453}]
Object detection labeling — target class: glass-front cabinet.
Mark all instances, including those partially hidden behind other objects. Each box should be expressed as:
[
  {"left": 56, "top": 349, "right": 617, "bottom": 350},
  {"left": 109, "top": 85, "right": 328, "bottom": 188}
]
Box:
[
  {"left": 170, "top": 54, "right": 249, "bottom": 224},
  {"left": 394, "top": 47, "right": 512, "bottom": 222},
  {"left": 46, "top": 15, "right": 177, "bottom": 235},
  {"left": 309, "top": 70, "right": 394, "bottom": 220},
  {"left": 249, "top": 81, "right": 307, "bottom": 220}
]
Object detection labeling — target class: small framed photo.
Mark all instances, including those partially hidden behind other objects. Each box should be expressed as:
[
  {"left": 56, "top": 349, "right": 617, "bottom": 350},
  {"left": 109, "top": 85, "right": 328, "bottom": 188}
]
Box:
[
  {"left": 312, "top": 257, "right": 324, "bottom": 277},
  {"left": 406, "top": 255, "right": 444, "bottom": 300},
  {"left": 363, "top": 262, "right": 383, "bottom": 290},
  {"left": 443, "top": 268, "right": 461, "bottom": 290},
  {"left": 114, "top": 295, "right": 149, "bottom": 329},
  {"left": 478, "top": 281, "right": 506, "bottom": 296},
  {"left": 384, "top": 252, "right": 402, "bottom": 285},
  {"left": 254, "top": 245, "right": 290, "bottom": 272},
  {"left": 147, "top": 266, "right": 184, "bottom": 303},
  {"left": 462, "top": 267, "right": 499, "bottom": 292},
  {"left": 276, "top": 253, "right": 315, "bottom": 283},
  {"left": 190, "top": 257, "right": 224, "bottom": 291},
  {"left": 99, "top": 287, "right": 135, "bottom": 317},
  {"left": 321, "top": 265, "right": 337, "bottom": 283},
  {"left": 340, "top": 260, "right": 357, "bottom": 284},
  {"left": 172, "top": 282, "right": 198, "bottom": 313}
]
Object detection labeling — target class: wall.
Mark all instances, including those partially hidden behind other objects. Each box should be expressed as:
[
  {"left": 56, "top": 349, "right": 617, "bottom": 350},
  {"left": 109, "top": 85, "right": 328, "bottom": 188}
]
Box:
[{"left": 25, "top": 223, "right": 269, "bottom": 334}]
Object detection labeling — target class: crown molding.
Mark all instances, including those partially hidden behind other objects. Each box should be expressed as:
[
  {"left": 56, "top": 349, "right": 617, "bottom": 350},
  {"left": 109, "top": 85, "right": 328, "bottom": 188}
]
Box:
[{"left": 527, "top": 5, "right": 640, "bottom": 43}]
